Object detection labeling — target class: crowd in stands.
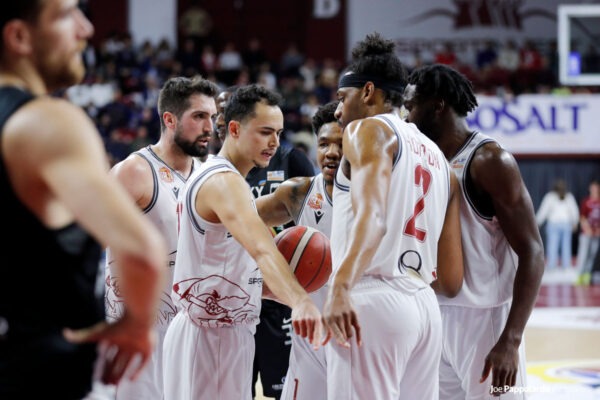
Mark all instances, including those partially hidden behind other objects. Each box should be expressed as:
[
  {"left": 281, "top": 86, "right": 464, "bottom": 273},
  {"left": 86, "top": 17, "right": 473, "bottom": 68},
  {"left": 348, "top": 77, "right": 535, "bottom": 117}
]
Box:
[{"left": 64, "top": 33, "right": 599, "bottom": 166}]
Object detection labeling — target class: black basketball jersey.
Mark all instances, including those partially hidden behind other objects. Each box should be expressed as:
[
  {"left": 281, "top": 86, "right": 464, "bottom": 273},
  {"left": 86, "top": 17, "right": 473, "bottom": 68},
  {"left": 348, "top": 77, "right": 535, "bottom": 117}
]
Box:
[
  {"left": 246, "top": 145, "right": 315, "bottom": 201},
  {"left": 0, "top": 86, "right": 103, "bottom": 398}
]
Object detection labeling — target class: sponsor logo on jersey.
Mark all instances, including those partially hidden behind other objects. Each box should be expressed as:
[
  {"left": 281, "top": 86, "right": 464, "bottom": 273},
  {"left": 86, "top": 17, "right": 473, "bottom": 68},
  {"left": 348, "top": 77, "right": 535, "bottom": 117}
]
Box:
[
  {"left": 267, "top": 170, "right": 285, "bottom": 181},
  {"left": 308, "top": 193, "right": 324, "bottom": 210},
  {"left": 159, "top": 167, "right": 174, "bottom": 183},
  {"left": 451, "top": 157, "right": 466, "bottom": 169},
  {"left": 248, "top": 277, "right": 263, "bottom": 285},
  {"left": 314, "top": 210, "right": 324, "bottom": 224}
]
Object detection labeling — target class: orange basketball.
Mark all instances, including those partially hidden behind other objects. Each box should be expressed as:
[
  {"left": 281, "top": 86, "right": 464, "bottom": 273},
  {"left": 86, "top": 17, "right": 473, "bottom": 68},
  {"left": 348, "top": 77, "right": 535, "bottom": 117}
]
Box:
[{"left": 274, "top": 225, "right": 332, "bottom": 293}]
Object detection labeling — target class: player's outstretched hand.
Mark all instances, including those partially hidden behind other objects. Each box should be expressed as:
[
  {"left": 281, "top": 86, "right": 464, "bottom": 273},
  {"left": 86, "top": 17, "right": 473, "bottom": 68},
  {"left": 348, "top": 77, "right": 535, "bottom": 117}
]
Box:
[
  {"left": 480, "top": 339, "right": 519, "bottom": 396},
  {"left": 64, "top": 312, "right": 156, "bottom": 385},
  {"left": 291, "top": 296, "right": 327, "bottom": 350},
  {"left": 323, "top": 284, "right": 361, "bottom": 348}
]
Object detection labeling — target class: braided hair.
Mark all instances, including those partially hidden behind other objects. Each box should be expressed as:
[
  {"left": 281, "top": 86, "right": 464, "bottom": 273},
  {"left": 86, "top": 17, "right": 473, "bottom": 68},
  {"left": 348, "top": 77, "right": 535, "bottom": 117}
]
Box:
[{"left": 407, "top": 64, "right": 478, "bottom": 117}]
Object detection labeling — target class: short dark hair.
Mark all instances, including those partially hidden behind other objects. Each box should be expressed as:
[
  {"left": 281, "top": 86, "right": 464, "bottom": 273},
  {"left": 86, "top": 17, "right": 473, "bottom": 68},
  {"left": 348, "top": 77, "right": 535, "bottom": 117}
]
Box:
[
  {"left": 344, "top": 32, "right": 407, "bottom": 107},
  {"left": 224, "top": 84, "right": 282, "bottom": 126},
  {"left": 157, "top": 76, "right": 219, "bottom": 131},
  {"left": 311, "top": 101, "right": 339, "bottom": 136},
  {"left": 0, "top": 1, "right": 43, "bottom": 55},
  {"left": 407, "top": 64, "right": 478, "bottom": 117}
]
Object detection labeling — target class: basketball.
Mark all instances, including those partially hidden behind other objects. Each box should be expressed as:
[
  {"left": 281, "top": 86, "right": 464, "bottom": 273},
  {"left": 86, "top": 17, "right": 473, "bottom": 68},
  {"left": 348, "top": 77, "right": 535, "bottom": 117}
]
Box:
[{"left": 274, "top": 225, "right": 332, "bottom": 293}]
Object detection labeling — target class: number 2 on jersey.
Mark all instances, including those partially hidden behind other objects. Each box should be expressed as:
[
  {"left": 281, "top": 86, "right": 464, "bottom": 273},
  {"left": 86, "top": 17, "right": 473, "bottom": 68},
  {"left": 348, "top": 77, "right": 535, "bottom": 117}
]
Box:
[{"left": 403, "top": 164, "right": 432, "bottom": 242}]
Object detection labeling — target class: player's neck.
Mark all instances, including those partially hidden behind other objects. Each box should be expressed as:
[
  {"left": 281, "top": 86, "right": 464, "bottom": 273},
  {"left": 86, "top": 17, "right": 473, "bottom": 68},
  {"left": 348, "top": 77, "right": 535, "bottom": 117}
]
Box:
[
  {"left": 151, "top": 141, "right": 194, "bottom": 178},
  {"left": 0, "top": 62, "right": 49, "bottom": 95},
  {"left": 438, "top": 118, "right": 472, "bottom": 160},
  {"left": 218, "top": 146, "right": 252, "bottom": 177}
]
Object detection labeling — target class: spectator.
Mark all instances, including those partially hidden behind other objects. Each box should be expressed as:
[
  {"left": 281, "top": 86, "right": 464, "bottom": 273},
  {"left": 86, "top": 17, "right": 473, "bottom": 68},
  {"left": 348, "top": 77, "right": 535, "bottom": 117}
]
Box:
[
  {"left": 576, "top": 180, "right": 600, "bottom": 285},
  {"left": 536, "top": 179, "right": 580, "bottom": 270}
]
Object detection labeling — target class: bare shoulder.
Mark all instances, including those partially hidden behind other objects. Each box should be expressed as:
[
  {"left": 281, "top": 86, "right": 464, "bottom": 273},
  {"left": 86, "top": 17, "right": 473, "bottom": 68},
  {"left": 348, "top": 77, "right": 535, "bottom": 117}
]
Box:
[
  {"left": 3, "top": 96, "right": 106, "bottom": 175},
  {"left": 471, "top": 141, "right": 522, "bottom": 198},
  {"left": 200, "top": 170, "right": 252, "bottom": 205},
  {"left": 345, "top": 117, "right": 397, "bottom": 163},
  {"left": 111, "top": 153, "right": 154, "bottom": 206},
  {"left": 5, "top": 97, "right": 102, "bottom": 157},
  {"left": 7, "top": 96, "right": 96, "bottom": 139},
  {"left": 197, "top": 170, "right": 254, "bottom": 222},
  {"left": 346, "top": 117, "right": 394, "bottom": 141},
  {"left": 471, "top": 142, "right": 520, "bottom": 182}
]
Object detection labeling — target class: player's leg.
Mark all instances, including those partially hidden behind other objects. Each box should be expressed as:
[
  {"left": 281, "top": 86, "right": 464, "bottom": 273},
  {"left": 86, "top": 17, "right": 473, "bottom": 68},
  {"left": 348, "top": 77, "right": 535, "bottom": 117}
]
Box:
[
  {"left": 116, "top": 328, "right": 166, "bottom": 399},
  {"left": 439, "top": 306, "right": 469, "bottom": 400},
  {"left": 576, "top": 234, "right": 591, "bottom": 284},
  {"left": 545, "top": 223, "right": 560, "bottom": 269},
  {"left": 446, "top": 305, "right": 526, "bottom": 400},
  {"left": 163, "top": 314, "right": 256, "bottom": 400},
  {"left": 281, "top": 287, "right": 328, "bottom": 400},
  {"left": 163, "top": 313, "right": 195, "bottom": 400},
  {"left": 326, "top": 279, "right": 420, "bottom": 400},
  {"left": 560, "top": 222, "right": 573, "bottom": 269},
  {"left": 439, "top": 352, "right": 466, "bottom": 400},
  {"left": 399, "top": 287, "right": 442, "bottom": 400},
  {"left": 254, "top": 300, "right": 292, "bottom": 399}
]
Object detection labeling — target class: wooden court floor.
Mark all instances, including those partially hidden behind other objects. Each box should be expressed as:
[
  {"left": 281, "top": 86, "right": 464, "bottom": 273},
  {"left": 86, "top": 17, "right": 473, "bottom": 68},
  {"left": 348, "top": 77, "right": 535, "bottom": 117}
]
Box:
[{"left": 257, "top": 268, "right": 600, "bottom": 399}]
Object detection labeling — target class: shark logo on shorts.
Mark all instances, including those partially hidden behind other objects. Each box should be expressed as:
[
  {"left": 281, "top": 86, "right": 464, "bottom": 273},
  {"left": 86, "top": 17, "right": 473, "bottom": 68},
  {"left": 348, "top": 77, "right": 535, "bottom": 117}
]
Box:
[{"left": 173, "top": 275, "right": 257, "bottom": 326}]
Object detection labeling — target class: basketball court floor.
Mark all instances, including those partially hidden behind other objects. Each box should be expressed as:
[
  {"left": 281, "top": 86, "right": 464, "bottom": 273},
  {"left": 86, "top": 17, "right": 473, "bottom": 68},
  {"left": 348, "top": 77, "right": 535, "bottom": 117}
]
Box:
[{"left": 256, "top": 268, "right": 600, "bottom": 399}]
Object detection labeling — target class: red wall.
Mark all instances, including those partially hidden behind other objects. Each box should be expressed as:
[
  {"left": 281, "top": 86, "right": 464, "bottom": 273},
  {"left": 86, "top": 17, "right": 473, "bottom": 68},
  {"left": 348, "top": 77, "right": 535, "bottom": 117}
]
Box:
[
  {"left": 86, "top": 0, "right": 345, "bottom": 63},
  {"left": 86, "top": 0, "right": 128, "bottom": 46},
  {"left": 177, "top": 0, "right": 346, "bottom": 63}
]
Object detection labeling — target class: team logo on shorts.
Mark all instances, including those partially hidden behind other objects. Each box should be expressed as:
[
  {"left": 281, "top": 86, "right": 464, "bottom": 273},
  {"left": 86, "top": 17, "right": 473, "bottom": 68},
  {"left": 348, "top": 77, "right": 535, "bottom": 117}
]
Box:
[{"left": 159, "top": 167, "right": 174, "bottom": 183}]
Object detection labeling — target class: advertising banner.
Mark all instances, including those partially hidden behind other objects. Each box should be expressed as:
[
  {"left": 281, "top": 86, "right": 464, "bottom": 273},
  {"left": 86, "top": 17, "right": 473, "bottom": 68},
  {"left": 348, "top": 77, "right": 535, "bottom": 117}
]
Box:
[{"left": 468, "top": 95, "right": 600, "bottom": 155}]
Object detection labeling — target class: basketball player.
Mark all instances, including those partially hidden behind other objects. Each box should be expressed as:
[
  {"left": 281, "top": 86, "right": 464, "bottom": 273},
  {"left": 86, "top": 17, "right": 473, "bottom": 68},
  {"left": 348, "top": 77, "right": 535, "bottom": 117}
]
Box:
[
  {"left": 105, "top": 76, "right": 218, "bottom": 399},
  {"left": 404, "top": 63, "right": 544, "bottom": 399},
  {"left": 162, "top": 84, "right": 324, "bottom": 400},
  {"left": 323, "top": 33, "right": 464, "bottom": 399},
  {"left": 0, "top": 1, "right": 165, "bottom": 398},
  {"left": 243, "top": 99, "right": 316, "bottom": 398},
  {"left": 256, "top": 101, "right": 341, "bottom": 400},
  {"left": 213, "top": 85, "right": 237, "bottom": 153}
]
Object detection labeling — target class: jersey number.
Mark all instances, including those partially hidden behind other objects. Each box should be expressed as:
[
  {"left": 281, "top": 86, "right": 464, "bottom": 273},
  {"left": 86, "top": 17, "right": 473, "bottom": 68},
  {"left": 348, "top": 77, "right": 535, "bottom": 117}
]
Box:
[{"left": 403, "top": 164, "right": 432, "bottom": 242}]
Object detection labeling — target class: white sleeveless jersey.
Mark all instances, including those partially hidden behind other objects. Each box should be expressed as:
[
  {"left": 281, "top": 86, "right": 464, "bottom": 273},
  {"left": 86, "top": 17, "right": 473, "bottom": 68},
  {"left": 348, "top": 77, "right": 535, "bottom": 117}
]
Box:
[
  {"left": 105, "top": 146, "right": 199, "bottom": 331},
  {"left": 294, "top": 174, "right": 333, "bottom": 238},
  {"left": 172, "top": 156, "right": 262, "bottom": 328},
  {"left": 438, "top": 132, "right": 518, "bottom": 308},
  {"left": 330, "top": 113, "right": 451, "bottom": 291}
]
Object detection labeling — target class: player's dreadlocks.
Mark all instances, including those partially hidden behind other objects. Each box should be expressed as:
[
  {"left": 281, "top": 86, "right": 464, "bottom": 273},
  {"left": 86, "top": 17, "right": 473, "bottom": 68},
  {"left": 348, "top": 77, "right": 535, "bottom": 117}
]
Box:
[{"left": 407, "top": 64, "right": 478, "bottom": 117}]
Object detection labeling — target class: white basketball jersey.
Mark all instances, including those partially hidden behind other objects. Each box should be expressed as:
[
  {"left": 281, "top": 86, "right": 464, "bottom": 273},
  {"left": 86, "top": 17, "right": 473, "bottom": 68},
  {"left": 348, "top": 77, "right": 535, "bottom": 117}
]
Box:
[
  {"left": 173, "top": 155, "right": 262, "bottom": 328},
  {"left": 295, "top": 174, "right": 333, "bottom": 238},
  {"left": 438, "top": 132, "right": 518, "bottom": 308},
  {"left": 330, "top": 113, "right": 451, "bottom": 292},
  {"left": 105, "top": 146, "right": 199, "bottom": 331}
]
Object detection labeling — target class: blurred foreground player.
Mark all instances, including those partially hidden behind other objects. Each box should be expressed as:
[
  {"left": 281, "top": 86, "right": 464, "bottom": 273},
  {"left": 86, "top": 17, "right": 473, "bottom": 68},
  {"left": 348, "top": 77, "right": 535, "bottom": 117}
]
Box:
[{"left": 0, "top": 1, "right": 165, "bottom": 398}]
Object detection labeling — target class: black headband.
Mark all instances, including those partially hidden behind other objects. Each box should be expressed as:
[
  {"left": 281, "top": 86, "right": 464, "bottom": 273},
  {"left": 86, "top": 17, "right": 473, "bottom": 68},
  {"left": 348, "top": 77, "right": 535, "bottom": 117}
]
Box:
[{"left": 338, "top": 72, "right": 404, "bottom": 93}]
